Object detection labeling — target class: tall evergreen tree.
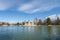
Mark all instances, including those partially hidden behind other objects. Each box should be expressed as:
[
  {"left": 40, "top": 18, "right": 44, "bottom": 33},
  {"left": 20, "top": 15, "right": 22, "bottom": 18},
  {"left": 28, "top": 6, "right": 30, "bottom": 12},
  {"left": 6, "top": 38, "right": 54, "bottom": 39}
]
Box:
[{"left": 45, "top": 17, "right": 51, "bottom": 25}]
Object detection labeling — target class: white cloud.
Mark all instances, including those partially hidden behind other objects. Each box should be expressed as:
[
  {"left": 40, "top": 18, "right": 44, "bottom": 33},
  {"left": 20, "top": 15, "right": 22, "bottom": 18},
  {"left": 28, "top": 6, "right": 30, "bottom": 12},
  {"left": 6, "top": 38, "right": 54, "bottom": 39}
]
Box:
[
  {"left": 0, "top": 0, "right": 18, "bottom": 10},
  {"left": 0, "top": 0, "right": 60, "bottom": 13},
  {"left": 18, "top": 4, "right": 33, "bottom": 11},
  {"left": 31, "top": 9, "right": 40, "bottom": 13},
  {"left": 0, "top": 3, "right": 7, "bottom": 10},
  {"left": 47, "top": 14, "right": 57, "bottom": 20},
  {"left": 18, "top": 0, "right": 60, "bottom": 13},
  {"left": 46, "top": 14, "right": 60, "bottom": 20}
]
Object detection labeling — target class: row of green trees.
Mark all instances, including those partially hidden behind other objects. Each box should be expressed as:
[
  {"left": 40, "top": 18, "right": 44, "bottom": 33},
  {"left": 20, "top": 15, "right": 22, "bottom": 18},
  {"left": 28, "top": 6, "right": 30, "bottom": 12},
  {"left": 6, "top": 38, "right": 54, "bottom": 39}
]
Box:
[
  {"left": 37, "top": 17, "right": 60, "bottom": 25},
  {"left": 0, "top": 17, "right": 60, "bottom": 26}
]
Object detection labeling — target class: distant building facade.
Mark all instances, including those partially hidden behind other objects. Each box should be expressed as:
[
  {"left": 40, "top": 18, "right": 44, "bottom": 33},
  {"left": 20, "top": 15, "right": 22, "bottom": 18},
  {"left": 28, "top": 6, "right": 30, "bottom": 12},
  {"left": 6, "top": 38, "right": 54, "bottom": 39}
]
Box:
[
  {"left": 24, "top": 20, "right": 35, "bottom": 26},
  {"left": 23, "top": 18, "right": 40, "bottom": 26}
]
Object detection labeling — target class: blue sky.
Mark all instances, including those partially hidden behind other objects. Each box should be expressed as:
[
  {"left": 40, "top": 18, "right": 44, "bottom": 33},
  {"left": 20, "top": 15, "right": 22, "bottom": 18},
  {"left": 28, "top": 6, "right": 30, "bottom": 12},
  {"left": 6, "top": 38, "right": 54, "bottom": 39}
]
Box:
[{"left": 0, "top": 0, "right": 60, "bottom": 22}]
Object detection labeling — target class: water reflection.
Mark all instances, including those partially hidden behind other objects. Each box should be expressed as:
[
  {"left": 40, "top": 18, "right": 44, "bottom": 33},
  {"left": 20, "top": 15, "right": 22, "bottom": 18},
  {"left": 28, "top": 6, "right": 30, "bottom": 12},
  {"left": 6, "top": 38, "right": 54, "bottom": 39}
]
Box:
[{"left": 0, "top": 26, "right": 60, "bottom": 40}]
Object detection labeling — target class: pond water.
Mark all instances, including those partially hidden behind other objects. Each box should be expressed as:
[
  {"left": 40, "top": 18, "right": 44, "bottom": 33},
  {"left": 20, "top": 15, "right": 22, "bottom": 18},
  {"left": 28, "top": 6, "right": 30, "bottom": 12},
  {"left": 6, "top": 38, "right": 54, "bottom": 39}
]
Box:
[{"left": 0, "top": 26, "right": 60, "bottom": 40}]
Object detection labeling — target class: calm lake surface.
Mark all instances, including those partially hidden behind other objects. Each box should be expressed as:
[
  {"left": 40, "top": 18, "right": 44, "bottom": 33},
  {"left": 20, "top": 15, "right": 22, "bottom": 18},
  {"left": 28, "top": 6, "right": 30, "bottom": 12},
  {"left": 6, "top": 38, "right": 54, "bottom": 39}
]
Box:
[{"left": 0, "top": 26, "right": 60, "bottom": 40}]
